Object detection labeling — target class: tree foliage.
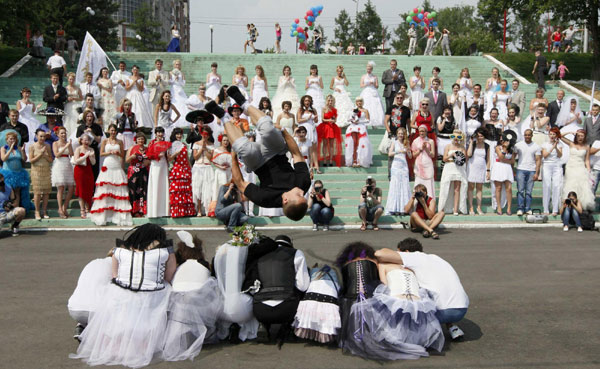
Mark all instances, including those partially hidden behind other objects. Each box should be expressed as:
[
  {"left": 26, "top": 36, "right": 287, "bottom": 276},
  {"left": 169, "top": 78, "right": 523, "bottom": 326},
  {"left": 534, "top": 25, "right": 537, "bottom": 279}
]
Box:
[
  {"left": 333, "top": 9, "right": 354, "bottom": 49},
  {"left": 355, "top": 0, "right": 390, "bottom": 54},
  {"left": 127, "top": 4, "right": 164, "bottom": 52},
  {"left": 0, "top": 0, "right": 119, "bottom": 50}
]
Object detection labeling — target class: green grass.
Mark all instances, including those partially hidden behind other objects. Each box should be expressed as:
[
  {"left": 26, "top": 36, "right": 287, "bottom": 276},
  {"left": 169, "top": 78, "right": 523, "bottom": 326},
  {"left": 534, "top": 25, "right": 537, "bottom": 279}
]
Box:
[
  {"left": 0, "top": 45, "right": 29, "bottom": 74},
  {"left": 489, "top": 52, "right": 594, "bottom": 82}
]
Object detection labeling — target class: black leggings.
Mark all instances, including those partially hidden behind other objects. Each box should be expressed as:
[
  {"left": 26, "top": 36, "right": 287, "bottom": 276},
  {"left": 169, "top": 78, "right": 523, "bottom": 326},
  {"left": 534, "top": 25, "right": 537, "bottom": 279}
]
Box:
[{"left": 253, "top": 298, "right": 299, "bottom": 324}]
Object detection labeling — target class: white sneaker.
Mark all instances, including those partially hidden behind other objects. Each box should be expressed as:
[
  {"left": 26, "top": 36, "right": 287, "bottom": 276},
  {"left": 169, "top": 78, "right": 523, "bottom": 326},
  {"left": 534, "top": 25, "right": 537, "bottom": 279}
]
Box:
[
  {"left": 323, "top": 225, "right": 329, "bottom": 231},
  {"left": 448, "top": 324, "right": 464, "bottom": 340},
  {"left": 517, "top": 210, "right": 523, "bottom": 216},
  {"left": 577, "top": 227, "right": 583, "bottom": 233},
  {"left": 526, "top": 210, "right": 533, "bottom": 215},
  {"left": 312, "top": 224, "right": 318, "bottom": 231},
  {"left": 563, "top": 225, "right": 569, "bottom": 232}
]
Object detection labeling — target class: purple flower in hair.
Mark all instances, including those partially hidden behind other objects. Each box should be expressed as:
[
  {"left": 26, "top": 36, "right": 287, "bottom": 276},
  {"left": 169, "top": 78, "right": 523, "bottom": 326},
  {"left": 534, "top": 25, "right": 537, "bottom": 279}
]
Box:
[
  {"left": 359, "top": 250, "right": 366, "bottom": 258},
  {"left": 347, "top": 251, "right": 355, "bottom": 261}
]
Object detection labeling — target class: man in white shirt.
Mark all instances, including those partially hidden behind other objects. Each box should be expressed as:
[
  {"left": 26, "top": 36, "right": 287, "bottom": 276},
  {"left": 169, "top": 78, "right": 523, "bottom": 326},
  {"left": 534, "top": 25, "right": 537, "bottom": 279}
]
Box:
[
  {"left": 79, "top": 72, "right": 100, "bottom": 107},
  {"left": 514, "top": 129, "right": 542, "bottom": 215},
  {"left": 110, "top": 61, "right": 132, "bottom": 109},
  {"left": 375, "top": 237, "right": 469, "bottom": 340},
  {"left": 148, "top": 59, "right": 170, "bottom": 111},
  {"left": 46, "top": 50, "right": 67, "bottom": 85},
  {"left": 248, "top": 235, "right": 309, "bottom": 344},
  {"left": 562, "top": 25, "right": 579, "bottom": 53}
]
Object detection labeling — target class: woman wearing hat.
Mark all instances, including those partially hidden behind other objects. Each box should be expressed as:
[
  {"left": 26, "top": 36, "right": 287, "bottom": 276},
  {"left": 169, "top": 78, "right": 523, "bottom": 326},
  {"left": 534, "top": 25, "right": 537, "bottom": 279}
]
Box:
[
  {"left": 438, "top": 130, "right": 468, "bottom": 215},
  {"left": 0, "top": 130, "right": 32, "bottom": 210},
  {"left": 125, "top": 132, "right": 149, "bottom": 217}
]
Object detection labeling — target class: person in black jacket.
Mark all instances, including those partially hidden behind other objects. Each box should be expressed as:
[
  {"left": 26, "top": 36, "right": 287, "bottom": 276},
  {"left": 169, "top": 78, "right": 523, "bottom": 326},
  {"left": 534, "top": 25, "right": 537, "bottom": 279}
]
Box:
[
  {"left": 76, "top": 109, "right": 103, "bottom": 179},
  {"left": 185, "top": 109, "right": 214, "bottom": 145},
  {"left": 43, "top": 73, "right": 67, "bottom": 123},
  {"left": 0, "top": 110, "right": 29, "bottom": 147},
  {"left": 546, "top": 90, "right": 565, "bottom": 128},
  {"left": 0, "top": 101, "right": 9, "bottom": 126}
]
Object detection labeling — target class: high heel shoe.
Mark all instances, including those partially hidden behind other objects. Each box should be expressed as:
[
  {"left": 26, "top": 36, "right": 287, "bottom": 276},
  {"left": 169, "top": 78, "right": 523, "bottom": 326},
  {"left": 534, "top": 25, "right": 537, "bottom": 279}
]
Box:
[
  {"left": 42, "top": 211, "right": 49, "bottom": 219},
  {"left": 80, "top": 210, "right": 87, "bottom": 219},
  {"left": 35, "top": 211, "right": 41, "bottom": 221},
  {"left": 477, "top": 208, "right": 484, "bottom": 215}
]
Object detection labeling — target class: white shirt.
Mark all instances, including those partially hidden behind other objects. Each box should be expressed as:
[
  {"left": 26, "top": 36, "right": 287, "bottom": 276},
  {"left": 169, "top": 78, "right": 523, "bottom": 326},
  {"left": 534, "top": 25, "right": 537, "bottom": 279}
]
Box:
[
  {"left": 47, "top": 55, "right": 66, "bottom": 69},
  {"left": 563, "top": 28, "right": 576, "bottom": 40},
  {"left": 541, "top": 142, "right": 563, "bottom": 165},
  {"left": 79, "top": 82, "right": 100, "bottom": 106},
  {"left": 399, "top": 251, "right": 469, "bottom": 310},
  {"left": 515, "top": 141, "right": 541, "bottom": 171},
  {"left": 591, "top": 140, "right": 600, "bottom": 171},
  {"left": 110, "top": 70, "right": 132, "bottom": 84},
  {"left": 261, "top": 248, "right": 310, "bottom": 307},
  {"left": 171, "top": 260, "right": 212, "bottom": 292}
]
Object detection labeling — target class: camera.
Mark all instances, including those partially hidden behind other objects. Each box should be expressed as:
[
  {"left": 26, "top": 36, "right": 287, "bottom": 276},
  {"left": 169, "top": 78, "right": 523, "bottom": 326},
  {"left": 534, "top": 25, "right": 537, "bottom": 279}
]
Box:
[
  {"left": 565, "top": 198, "right": 571, "bottom": 205},
  {"left": 3, "top": 200, "right": 14, "bottom": 212},
  {"left": 365, "top": 185, "right": 374, "bottom": 193},
  {"left": 414, "top": 191, "right": 425, "bottom": 199}
]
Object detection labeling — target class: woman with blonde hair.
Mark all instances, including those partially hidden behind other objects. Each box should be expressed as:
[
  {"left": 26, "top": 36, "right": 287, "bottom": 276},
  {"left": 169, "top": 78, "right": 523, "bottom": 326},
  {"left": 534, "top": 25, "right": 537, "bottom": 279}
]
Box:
[
  {"left": 438, "top": 130, "right": 468, "bottom": 215},
  {"left": 344, "top": 96, "right": 372, "bottom": 168},
  {"left": 359, "top": 61, "right": 384, "bottom": 128},
  {"left": 29, "top": 129, "right": 53, "bottom": 220},
  {"left": 63, "top": 73, "right": 83, "bottom": 135},
  {"left": 317, "top": 95, "right": 342, "bottom": 167},
  {"left": 250, "top": 65, "right": 269, "bottom": 108},
  {"left": 330, "top": 65, "right": 354, "bottom": 127},
  {"left": 232, "top": 65, "right": 249, "bottom": 100},
  {"left": 170, "top": 59, "right": 189, "bottom": 127}
]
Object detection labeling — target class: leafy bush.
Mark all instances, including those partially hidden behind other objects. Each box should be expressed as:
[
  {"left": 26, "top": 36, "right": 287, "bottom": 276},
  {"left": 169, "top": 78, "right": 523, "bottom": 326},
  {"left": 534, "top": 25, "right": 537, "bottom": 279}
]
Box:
[
  {"left": 0, "top": 45, "right": 28, "bottom": 75},
  {"left": 490, "top": 52, "right": 594, "bottom": 82}
]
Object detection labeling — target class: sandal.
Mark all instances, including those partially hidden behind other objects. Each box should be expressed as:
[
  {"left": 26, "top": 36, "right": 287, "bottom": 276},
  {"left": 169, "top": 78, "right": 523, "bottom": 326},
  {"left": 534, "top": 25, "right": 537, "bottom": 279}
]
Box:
[
  {"left": 477, "top": 208, "right": 484, "bottom": 215},
  {"left": 80, "top": 210, "right": 87, "bottom": 219},
  {"left": 315, "top": 169, "right": 323, "bottom": 174},
  {"left": 422, "top": 230, "right": 431, "bottom": 238},
  {"left": 360, "top": 223, "right": 367, "bottom": 231},
  {"left": 431, "top": 231, "right": 440, "bottom": 240},
  {"left": 35, "top": 211, "right": 41, "bottom": 221},
  {"left": 372, "top": 224, "right": 380, "bottom": 231}
]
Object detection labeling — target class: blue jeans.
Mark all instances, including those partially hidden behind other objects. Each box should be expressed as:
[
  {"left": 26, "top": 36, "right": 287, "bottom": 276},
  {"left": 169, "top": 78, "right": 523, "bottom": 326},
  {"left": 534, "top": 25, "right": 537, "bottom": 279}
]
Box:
[
  {"left": 216, "top": 203, "right": 249, "bottom": 230},
  {"left": 435, "top": 308, "right": 468, "bottom": 324},
  {"left": 358, "top": 203, "right": 384, "bottom": 222},
  {"left": 561, "top": 206, "right": 582, "bottom": 227},
  {"left": 315, "top": 40, "right": 321, "bottom": 53},
  {"left": 592, "top": 169, "right": 600, "bottom": 196},
  {"left": 310, "top": 203, "right": 333, "bottom": 225},
  {"left": 516, "top": 169, "right": 535, "bottom": 212}
]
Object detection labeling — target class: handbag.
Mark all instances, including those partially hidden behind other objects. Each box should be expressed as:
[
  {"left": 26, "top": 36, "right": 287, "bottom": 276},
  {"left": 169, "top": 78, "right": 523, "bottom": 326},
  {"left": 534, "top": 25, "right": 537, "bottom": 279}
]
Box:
[{"left": 378, "top": 133, "right": 392, "bottom": 155}]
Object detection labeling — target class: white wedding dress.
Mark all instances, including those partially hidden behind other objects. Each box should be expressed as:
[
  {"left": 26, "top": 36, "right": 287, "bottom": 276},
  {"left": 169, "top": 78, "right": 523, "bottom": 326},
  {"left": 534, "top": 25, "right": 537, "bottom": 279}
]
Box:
[
  {"left": 385, "top": 140, "right": 410, "bottom": 214},
  {"left": 250, "top": 76, "right": 268, "bottom": 108},
  {"left": 437, "top": 149, "right": 468, "bottom": 214},
  {"left": 410, "top": 76, "right": 425, "bottom": 113},
  {"left": 63, "top": 88, "right": 80, "bottom": 136},
  {"left": 205, "top": 74, "right": 221, "bottom": 101},
  {"left": 16, "top": 101, "right": 40, "bottom": 146},
  {"left": 332, "top": 77, "right": 353, "bottom": 127},
  {"left": 306, "top": 76, "right": 325, "bottom": 122},
  {"left": 170, "top": 69, "right": 189, "bottom": 127},
  {"left": 359, "top": 74, "right": 384, "bottom": 128},
  {"left": 272, "top": 76, "right": 300, "bottom": 120},
  {"left": 562, "top": 147, "right": 595, "bottom": 211},
  {"left": 126, "top": 77, "right": 154, "bottom": 128}
]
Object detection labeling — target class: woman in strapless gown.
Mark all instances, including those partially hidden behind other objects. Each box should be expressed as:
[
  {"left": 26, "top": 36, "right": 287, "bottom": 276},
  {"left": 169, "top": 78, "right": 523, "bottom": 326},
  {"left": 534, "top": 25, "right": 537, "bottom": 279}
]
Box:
[
  {"left": 306, "top": 66, "right": 325, "bottom": 122},
  {"left": 89, "top": 126, "right": 132, "bottom": 226},
  {"left": 63, "top": 74, "right": 82, "bottom": 136},
  {"left": 232, "top": 66, "right": 249, "bottom": 100},
  {"left": 330, "top": 69, "right": 354, "bottom": 128},
  {"left": 457, "top": 67, "right": 473, "bottom": 98},
  {"left": 125, "top": 68, "right": 154, "bottom": 129},
  {"left": 359, "top": 62, "right": 384, "bottom": 128},
  {"left": 409, "top": 68, "right": 425, "bottom": 114},
  {"left": 561, "top": 131, "right": 595, "bottom": 211},
  {"left": 170, "top": 60, "right": 189, "bottom": 128},
  {"left": 250, "top": 67, "right": 269, "bottom": 108},
  {"left": 356, "top": 264, "right": 444, "bottom": 360},
  {"left": 272, "top": 66, "right": 300, "bottom": 120},
  {"left": 485, "top": 80, "right": 511, "bottom": 121},
  {"left": 205, "top": 64, "right": 222, "bottom": 101},
  {"left": 97, "top": 68, "right": 118, "bottom": 130},
  {"left": 275, "top": 102, "right": 296, "bottom": 135},
  {"left": 438, "top": 137, "right": 468, "bottom": 215}
]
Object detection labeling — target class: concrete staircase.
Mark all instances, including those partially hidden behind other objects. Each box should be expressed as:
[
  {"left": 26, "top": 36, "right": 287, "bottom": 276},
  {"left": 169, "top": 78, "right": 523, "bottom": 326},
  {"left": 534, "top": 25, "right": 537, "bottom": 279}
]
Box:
[{"left": 0, "top": 53, "right": 595, "bottom": 229}]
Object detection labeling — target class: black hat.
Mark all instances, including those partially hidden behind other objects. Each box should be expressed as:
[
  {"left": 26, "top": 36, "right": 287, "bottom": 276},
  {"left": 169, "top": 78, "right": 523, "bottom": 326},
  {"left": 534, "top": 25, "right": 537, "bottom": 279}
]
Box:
[
  {"left": 227, "top": 104, "right": 243, "bottom": 116},
  {"left": 502, "top": 129, "right": 518, "bottom": 144},
  {"left": 37, "top": 107, "right": 66, "bottom": 116},
  {"left": 185, "top": 109, "right": 214, "bottom": 124},
  {"left": 274, "top": 235, "right": 293, "bottom": 248}
]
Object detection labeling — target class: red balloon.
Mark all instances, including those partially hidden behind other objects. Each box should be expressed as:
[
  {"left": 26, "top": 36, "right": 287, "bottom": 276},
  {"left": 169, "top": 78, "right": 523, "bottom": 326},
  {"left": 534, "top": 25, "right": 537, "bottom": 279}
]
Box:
[
  {"left": 413, "top": 8, "right": 418, "bottom": 13},
  {"left": 424, "top": 18, "right": 430, "bottom": 23},
  {"left": 297, "top": 27, "right": 304, "bottom": 33},
  {"left": 413, "top": 16, "right": 419, "bottom": 22},
  {"left": 307, "top": 10, "right": 314, "bottom": 16},
  {"left": 295, "top": 18, "right": 299, "bottom": 24},
  {"left": 307, "top": 21, "right": 313, "bottom": 26},
  {"left": 424, "top": 12, "right": 429, "bottom": 17}
]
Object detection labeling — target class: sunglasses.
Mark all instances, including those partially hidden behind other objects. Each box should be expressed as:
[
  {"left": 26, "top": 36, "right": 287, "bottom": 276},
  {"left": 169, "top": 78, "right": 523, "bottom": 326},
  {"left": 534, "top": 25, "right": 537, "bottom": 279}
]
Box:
[
  {"left": 450, "top": 134, "right": 463, "bottom": 140},
  {"left": 421, "top": 103, "right": 429, "bottom": 106}
]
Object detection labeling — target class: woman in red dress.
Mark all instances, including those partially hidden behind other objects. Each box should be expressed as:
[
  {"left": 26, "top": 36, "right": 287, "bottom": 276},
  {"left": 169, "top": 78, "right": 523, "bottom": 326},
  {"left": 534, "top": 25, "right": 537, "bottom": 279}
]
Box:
[
  {"left": 73, "top": 133, "right": 96, "bottom": 218},
  {"left": 317, "top": 95, "right": 343, "bottom": 167},
  {"left": 168, "top": 127, "right": 196, "bottom": 217},
  {"left": 125, "top": 132, "right": 149, "bottom": 217}
]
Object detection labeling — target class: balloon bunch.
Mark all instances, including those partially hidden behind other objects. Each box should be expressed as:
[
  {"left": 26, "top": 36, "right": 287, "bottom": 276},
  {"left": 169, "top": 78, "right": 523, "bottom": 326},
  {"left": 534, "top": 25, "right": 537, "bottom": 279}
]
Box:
[
  {"left": 290, "top": 5, "right": 324, "bottom": 44},
  {"left": 405, "top": 7, "right": 437, "bottom": 29}
]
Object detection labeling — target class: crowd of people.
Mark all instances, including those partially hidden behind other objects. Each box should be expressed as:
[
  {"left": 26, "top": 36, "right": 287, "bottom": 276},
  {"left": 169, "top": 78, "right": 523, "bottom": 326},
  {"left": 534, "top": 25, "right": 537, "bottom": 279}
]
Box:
[
  {"left": 68, "top": 223, "right": 469, "bottom": 367},
  {"left": 0, "top": 57, "right": 599, "bottom": 234}
]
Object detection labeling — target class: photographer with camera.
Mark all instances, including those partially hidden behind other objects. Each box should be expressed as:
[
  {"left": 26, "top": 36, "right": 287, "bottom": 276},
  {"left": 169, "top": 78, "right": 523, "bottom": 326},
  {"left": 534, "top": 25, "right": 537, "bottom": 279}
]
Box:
[
  {"left": 0, "top": 173, "right": 26, "bottom": 236},
  {"left": 404, "top": 183, "right": 445, "bottom": 239},
  {"left": 308, "top": 180, "right": 334, "bottom": 231},
  {"left": 358, "top": 176, "right": 384, "bottom": 231},
  {"left": 215, "top": 182, "right": 249, "bottom": 232},
  {"left": 560, "top": 191, "right": 583, "bottom": 232}
]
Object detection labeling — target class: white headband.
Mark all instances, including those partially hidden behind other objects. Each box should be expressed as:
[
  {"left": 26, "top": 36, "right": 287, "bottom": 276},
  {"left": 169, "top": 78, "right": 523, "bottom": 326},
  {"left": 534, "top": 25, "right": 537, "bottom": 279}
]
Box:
[{"left": 177, "top": 231, "right": 194, "bottom": 248}]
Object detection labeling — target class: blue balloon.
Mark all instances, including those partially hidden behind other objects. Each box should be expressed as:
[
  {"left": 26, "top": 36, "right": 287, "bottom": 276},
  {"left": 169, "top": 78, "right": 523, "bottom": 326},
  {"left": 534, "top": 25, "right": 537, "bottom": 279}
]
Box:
[
  {"left": 308, "top": 16, "right": 314, "bottom": 22},
  {"left": 311, "top": 7, "right": 317, "bottom": 14},
  {"left": 417, "top": 13, "right": 424, "bottom": 19},
  {"left": 290, "top": 32, "right": 295, "bottom": 37},
  {"left": 298, "top": 33, "right": 306, "bottom": 39},
  {"left": 420, "top": 21, "right": 425, "bottom": 26},
  {"left": 291, "top": 23, "right": 297, "bottom": 29},
  {"left": 433, "top": 21, "right": 438, "bottom": 27},
  {"left": 317, "top": 5, "right": 323, "bottom": 11},
  {"left": 410, "top": 21, "right": 417, "bottom": 26}
]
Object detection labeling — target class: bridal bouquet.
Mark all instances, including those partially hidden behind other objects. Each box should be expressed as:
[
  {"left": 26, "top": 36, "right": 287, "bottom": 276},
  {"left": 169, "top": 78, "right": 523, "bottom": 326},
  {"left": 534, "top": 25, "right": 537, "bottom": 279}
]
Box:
[{"left": 230, "top": 224, "right": 258, "bottom": 246}]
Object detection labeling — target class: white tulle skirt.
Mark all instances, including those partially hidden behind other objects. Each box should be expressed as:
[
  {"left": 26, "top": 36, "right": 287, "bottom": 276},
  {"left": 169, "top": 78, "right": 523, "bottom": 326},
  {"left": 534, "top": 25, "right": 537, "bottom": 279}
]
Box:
[
  {"left": 333, "top": 91, "right": 354, "bottom": 127},
  {"left": 171, "top": 83, "right": 189, "bottom": 128},
  {"left": 163, "top": 278, "right": 224, "bottom": 362},
  {"left": 89, "top": 156, "right": 133, "bottom": 226},
  {"left": 360, "top": 86, "right": 385, "bottom": 128},
  {"left": 191, "top": 164, "right": 214, "bottom": 215},
  {"left": 70, "top": 284, "right": 172, "bottom": 368},
  {"left": 344, "top": 124, "right": 372, "bottom": 167},
  {"left": 342, "top": 284, "right": 444, "bottom": 361},
  {"left": 437, "top": 162, "right": 468, "bottom": 214},
  {"left": 51, "top": 156, "right": 75, "bottom": 187},
  {"left": 68, "top": 257, "right": 113, "bottom": 325},
  {"left": 307, "top": 85, "right": 325, "bottom": 123},
  {"left": 272, "top": 87, "right": 300, "bottom": 122}
]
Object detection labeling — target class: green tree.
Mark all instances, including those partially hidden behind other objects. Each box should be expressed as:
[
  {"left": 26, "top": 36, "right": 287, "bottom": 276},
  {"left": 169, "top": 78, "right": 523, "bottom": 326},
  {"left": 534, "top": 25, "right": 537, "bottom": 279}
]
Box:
[
  {"left": 333, "top": 9, "right": 354, "bottom": 50},
  {"left": 127, "top": 4, "right": 164, "bottom": 51},
  {"left": 477, "top": 0, "right": 512, "bottom": 41},
  {"left": 512, "top": 4, "right": 545, "bottom": 52},
  {"left": 0, "top": 0, "right": 119, "bottom": 50},
  {"left": 355, "top": 0, "right": 390, "bottom": 54}
]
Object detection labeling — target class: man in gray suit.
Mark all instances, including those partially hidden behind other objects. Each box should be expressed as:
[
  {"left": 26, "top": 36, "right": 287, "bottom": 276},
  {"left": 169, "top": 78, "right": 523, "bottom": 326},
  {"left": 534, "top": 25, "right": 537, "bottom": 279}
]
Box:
[
  {"left": 148, "top": 59, "right": 170, "bottom": 111},
  {"left": 583, "top": 104, "right": 600, "bottom": 145},
  {"left": 382, "top": 59, "right": 406, "bottom": 112},
  {"left": 424, "top": 79, "right": 448, "bottom": 131},
  {"left": 510, "top": 80, "right": 526, "bottom": 117}
]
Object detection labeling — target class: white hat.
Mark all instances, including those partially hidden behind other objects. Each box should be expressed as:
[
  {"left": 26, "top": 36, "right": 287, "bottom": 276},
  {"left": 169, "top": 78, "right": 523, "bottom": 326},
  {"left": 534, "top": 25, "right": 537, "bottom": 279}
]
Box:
[{"left": 177, "top": 231, "right": 194, "bottom": 248}]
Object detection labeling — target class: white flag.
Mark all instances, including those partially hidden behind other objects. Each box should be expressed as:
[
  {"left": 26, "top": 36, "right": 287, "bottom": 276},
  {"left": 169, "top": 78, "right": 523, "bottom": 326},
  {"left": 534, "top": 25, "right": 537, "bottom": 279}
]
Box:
[{"left": 76, "top": 32, "right": 108, "bottom": 84}]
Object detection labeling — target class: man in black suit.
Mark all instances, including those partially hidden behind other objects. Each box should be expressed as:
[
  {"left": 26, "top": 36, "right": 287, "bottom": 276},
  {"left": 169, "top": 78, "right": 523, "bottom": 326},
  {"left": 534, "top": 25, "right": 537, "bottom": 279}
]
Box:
[
  {"left": 546, "top": 89, "right": 565, "bottom": 128},
  {"left": 381, "top": 59, "right": 406, "bottom": 112},
  {"left": 0, "top": 109, "right": 29, "bottom": 147},
  {"left": 42, "top": 73, "right": 67, "bottom": 122},
  {"left": 0, "top": 101, "right": 9, "bottom": 126},
  {"left": 424, "top": 78, "right": 448, "bottom": 132}
]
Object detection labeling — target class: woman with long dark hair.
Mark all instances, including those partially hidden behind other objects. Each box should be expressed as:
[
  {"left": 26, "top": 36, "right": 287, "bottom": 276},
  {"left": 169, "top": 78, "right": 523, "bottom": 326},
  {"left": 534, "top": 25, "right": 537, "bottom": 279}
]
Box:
[
  {"left": 168, "top": 127, "right": 196, "bottom": 217},
  {"left": 125, "top": 132, "right": 149, "bottom": 217}
]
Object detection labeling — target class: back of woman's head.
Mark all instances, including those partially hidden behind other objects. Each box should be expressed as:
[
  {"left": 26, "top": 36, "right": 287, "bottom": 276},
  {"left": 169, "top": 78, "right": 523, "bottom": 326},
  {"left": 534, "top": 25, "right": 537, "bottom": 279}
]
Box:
[
  {"left": 118, "top": 224, "right": 168, "bottom": 251},
  {"left": 335, "top": 241, "right": 375, "bottom": 267},
  {"left": 175, "top": 235, "right": 206, "bottom": 265}
]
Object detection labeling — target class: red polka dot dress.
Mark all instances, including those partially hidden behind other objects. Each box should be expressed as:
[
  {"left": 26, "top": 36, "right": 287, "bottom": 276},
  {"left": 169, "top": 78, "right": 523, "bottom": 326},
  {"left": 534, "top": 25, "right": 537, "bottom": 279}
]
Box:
[{"left": 169, "top": 144, "right": 196, "bottom": 217}]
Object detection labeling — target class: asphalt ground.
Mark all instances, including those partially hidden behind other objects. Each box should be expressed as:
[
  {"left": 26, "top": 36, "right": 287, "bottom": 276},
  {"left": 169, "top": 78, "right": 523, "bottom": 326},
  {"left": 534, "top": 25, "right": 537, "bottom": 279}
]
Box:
[{"left": 1, "top": 228, "right": 599, "bottom": 369}]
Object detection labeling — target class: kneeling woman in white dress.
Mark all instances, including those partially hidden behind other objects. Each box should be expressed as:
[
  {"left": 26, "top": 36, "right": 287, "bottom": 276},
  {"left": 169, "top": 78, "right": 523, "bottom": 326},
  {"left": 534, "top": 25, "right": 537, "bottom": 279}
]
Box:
[
  {"left": 345, "top": 97, "right": 373, "bottom": 168},
  {"left": 438, "top": 131, "right": 468, "bottom": 215},
  {"left": 70, "top": 224, "right": 177, "bottom": 368},
  {"left": 385, "top": 128, "right": 411, "bottom": 215},
  {"left": 163, "top": 231, "right": 224, "bottom": 362}
]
